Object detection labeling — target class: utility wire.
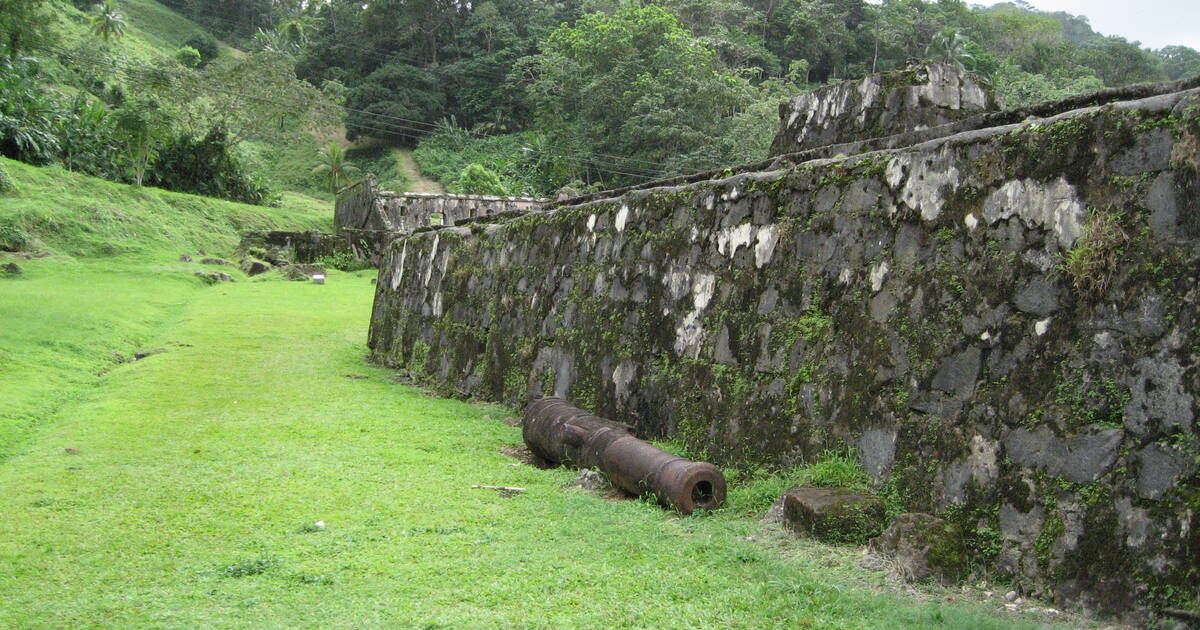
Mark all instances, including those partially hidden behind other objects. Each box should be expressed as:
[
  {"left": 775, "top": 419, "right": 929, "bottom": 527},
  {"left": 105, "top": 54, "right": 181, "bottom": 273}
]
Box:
[
  {"left": 98, "top": 5, "right": 676, "bottom": 172},
  {"left": 45, "top": 45, "right": 665, "bottom": 182}
]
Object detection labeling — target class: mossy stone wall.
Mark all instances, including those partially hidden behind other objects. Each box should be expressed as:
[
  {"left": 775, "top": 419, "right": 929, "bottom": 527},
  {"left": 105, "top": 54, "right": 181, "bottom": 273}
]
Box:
[{"left": 369, "top": 87, "right": 1200, "bottom": 617}]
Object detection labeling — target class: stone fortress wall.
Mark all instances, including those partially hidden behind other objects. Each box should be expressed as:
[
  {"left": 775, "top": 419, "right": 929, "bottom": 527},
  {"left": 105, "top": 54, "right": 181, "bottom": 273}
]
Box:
[
  {"left": 367, "top": 64, "right": 1200, "bottom": 617},
  {"left": 336, "top": 178, "right": 544, "bottom": 234}
]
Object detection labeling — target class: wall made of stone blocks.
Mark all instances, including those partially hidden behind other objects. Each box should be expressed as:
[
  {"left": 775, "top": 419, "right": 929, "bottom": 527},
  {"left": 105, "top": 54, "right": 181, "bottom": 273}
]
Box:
[{"left": 369, "top": 86, "right": 1200, "bottom": 616}]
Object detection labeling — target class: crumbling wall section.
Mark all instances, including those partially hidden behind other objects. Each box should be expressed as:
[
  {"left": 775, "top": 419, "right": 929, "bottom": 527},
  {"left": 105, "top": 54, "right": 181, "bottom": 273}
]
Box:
[
  {"left": 769, "top": 63, "right": 1002, "bottom": 156},
  {"left": 369, "top": 87, "right": 1200, "bottom": 616},
  {"left": 335, "top": 179, "right": 544, "bottom": 235}
]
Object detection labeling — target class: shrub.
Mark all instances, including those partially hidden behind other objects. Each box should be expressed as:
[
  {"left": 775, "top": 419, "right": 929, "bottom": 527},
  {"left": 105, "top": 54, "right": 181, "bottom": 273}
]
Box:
[
  {"left": 1064, "top": 210, "right": 1127, "bottom": 299},
  {"left": 317, "top": 251, "right": 372, "bottom": 272},
  {"left": 0, "top": 221, "right": 29, "bottom": 251},
  {"left": 175, "top": 46, "right": 201, "bottom": 68},
  {"left": 184, "top": 35, "right": 220, "bottom": 68},
  {"left": 0, "top": 162, "right": 14, "bottom": 194},
  {"left": 147, "top": 128, "right": 272, "bottom": 205},
  {"left": 452, "top": 163, "right": 507, "bottom": 196}
]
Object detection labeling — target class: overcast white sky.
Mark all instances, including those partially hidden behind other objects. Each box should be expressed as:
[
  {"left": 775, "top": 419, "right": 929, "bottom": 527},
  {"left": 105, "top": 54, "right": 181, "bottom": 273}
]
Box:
[{"left": 1012, "top": 0, "right": 1200, "bottom": 50}]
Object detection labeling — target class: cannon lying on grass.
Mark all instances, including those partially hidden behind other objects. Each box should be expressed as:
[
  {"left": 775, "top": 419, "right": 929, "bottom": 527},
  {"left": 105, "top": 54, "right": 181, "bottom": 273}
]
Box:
[{"left": 522, "top": 398, "right": 726, "bottom": 514}]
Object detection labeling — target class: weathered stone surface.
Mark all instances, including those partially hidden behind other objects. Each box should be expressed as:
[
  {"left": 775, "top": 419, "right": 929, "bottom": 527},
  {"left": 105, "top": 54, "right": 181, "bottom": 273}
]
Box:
[
  {"left": 869, "top": 513, "right": 969, "bottom": 584},
  {"left": 194, "top": 270, "right": 233, "bottom": 284},
  {"left": 857, "top": 427, "right": 897, "bottom": 482},
  {"left": 771, "top": 63, "right": 1001, "bottom": 156},
  {"left": 238, "top": 231, "right": 354, "bottom": 266},
  {"left": 336, "top": 179, "right": 544, "bottom": 235},
  {"left": 1, "top": 262, "right": 22, "bottom": 275},
  {"left": 567, "top": 469, "right": 611, "bottom": 492},
  {"left": 200, "top": 258, "right": 234, "bottom": 267},
  {"left": 1124, "top": 358, "right": 1194, "bottom": 436},
  {"left": 782, "top": 487, "right": 886, "bottom": 545},
  {"left": 1013, "top": 277, "right": 1060, "bottom": 316},
  {"left": 931, "top": 346, "right": 981, "bottom": 398},
  {"left": 282, "top": 264, "right": 326, "bottom": 281},
  {"left": 1135, "top": 445, "right": 1192, "bottom": 500},
  {"left": 1003, "top": 428, "right": 1124, "bottom": 484},
  {"left": 240, "top": 258, "right": 272, "bottom": 277}
]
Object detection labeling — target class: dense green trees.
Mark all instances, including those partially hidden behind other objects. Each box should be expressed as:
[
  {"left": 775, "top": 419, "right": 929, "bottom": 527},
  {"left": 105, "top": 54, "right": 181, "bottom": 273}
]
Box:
[
  {"left": 2, "top": 0, "right": 1200, "bottom": 198},
  {"left": 527, "top": 6, "right": 753, "bottom": 178},
  {"left": 0, "top": 0, "right": 52, "bottom": 57}
]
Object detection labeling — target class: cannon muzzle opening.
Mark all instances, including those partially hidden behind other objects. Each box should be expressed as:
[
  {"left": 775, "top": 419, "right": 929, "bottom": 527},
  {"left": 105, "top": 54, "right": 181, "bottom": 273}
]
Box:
[{"left": 523, "top": 398, "right": 726, "bottom": 514}]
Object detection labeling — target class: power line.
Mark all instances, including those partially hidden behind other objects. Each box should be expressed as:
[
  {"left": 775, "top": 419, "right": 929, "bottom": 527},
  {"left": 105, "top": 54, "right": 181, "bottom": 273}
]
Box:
[
  {"left": 100, "top": 4, "right": 679, "bottom": 173},
  {"left": 45, "top": 45, "right": 666, "bottom": 182}
]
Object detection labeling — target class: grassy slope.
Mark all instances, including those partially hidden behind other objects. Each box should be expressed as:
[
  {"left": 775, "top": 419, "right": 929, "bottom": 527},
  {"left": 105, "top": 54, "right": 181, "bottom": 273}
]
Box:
[
  {"left": 0, "top": 158, "right": 329, "bottom": 258},
  {"left": 44, "top": 0, "right": 337, "bottom": 201},
  {"left": 0, "top": 158, "right": 330, "bottom": 462},
  {"left": 48, "top": 0, "right": 230, "bottom": 64},
  {"left": 0, "top": 264, "right": 1078, "bottom": 629}
]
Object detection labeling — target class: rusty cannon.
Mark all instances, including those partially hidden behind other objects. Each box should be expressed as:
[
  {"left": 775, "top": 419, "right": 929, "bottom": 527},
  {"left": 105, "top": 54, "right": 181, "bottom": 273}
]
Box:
[{"left": 522, "top": 398, "right": 727, "bottom": 514}]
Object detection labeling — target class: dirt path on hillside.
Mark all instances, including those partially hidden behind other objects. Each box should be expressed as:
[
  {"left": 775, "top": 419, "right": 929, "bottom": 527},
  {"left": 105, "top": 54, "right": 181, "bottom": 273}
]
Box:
[{"left": 397, "top": 150, "right": 443, "bottom": 193}]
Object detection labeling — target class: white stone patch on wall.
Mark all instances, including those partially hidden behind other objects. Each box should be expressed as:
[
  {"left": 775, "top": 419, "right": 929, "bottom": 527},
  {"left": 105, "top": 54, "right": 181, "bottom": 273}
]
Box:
[
  {"left": 886, "top": 155, "right": 907, "bottom": 189},
  {"left": 983, "top": 177, "right": 1087, "bottom": 246},
  {"left": 754, "top": 225, "right": 781, "bottom": 268},
  {"left": 965, "top": 213, "right": 979, "bottom": 229},
  {"left": 665, "top": 269, "right": 691, "bottom": 301},
  {"left": 615, "top": 204, "right": 630, "bottom": 232},
  {"left": 870, "top": 261, "right": 890, "bottom": 293},
  {"left": 692, "top": 273, "right": 716, "bottom": 310},
  {"left": 718, "top": 223, "right": 755, "bottom": 257},
  {"left": 674, "top": 273, "right": 716, "bottom": 358},
  {"left": 898, "top": 153, "right": 960, "bottom": 221},
  {"left": 587, "top": 214, "right": 597, "bottom": 232},
  {"left": 967, "top": 434, "right": 1000, "bottom": 485},
  {"left": 612, "top": 360, "right": 637, "bottom": 402},
  {"left": 1036, "top": 318, "right": 1052, "bottom": 336},
  {"left": 432, "top": 291, "right": 443, "bottom": 317},
  {"left": 674, "top": 311, "right": 704, "bottom": 358},
  {"left": 391, "top": 241, "right": 408, "bottom": 291},
  {"left": 838, "top": 267, "right": 853, "bottom": 284},
  {"left": 856, "top": 77, "right": 882, "bottom": 125},
  {"left": 423, "top": 233, "right": 439, "bottom": 287}
]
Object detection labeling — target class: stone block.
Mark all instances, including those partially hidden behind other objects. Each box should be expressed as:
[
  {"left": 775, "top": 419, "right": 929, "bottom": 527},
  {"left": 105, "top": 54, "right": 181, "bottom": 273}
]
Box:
[
  {"left": 240, "top": 258, "right": 272, "bottom": 277},
  {"left": 282, "top": 264, "right": 327, "bottom": 281},
  {"left": 194, "top": 270, "right": 233, "bottom": 284},
  {"left": 868, "top": 513, "right": 968, "bottom": 585},
  {"left": 782, "top": 486, "right": 886, "bottom": 545}
]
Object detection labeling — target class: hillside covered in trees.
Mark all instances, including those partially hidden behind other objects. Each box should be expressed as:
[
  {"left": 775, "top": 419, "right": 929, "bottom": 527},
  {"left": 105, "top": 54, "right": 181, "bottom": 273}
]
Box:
[{"left": 2, "top": 0, "right": 1199, "bottom": 198}]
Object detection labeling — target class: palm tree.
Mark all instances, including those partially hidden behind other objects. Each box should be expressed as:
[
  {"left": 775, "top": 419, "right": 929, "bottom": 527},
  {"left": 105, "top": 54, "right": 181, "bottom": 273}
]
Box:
[
  {"left": 91, "top": 1, "right": 128, "bottom": 42},
  {"left": 926, "top": 29, "right": 975, "bottom": 71},
  {"left": 312, "top": 142, "right": 361, "bottom": 193}
]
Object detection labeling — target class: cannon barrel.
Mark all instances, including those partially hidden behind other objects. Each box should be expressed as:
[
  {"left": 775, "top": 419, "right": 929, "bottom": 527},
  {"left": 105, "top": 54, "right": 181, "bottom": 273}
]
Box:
[{"left": 522, "top": 398, "right": 726, "bottom": 514}]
